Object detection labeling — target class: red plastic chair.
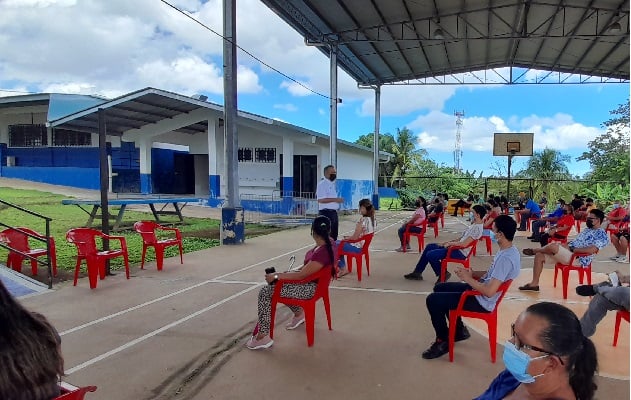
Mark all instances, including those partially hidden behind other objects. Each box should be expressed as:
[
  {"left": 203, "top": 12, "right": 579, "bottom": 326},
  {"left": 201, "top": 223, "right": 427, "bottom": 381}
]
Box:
[
  {"left": 338, "top": 233, "right": 374, "bottom": 281},
  {"left": 403, "top": 220, "right": 427, "bottom": 253},
  {"left": 427, "top": 212, "right": 442, "bottom": 238},
  {"left": 448, "top": 279, "right": 513, "bottom": 363},
  {"left": 613, "top": 310, "right": 630, "bottom": 346},
  {"left": 440, "top": 240, "right": 477, "bottom": 282},
  {"left": 477, "top": 234, "right": 492, "bottom": 255},
  {"left": 269, "top": 265, "right": 333, "bottom": 346},
  {"left": 440, "top": 211, "right": 445, "bottom": 227},
  {"left": 55, "top": 382, "right": 97, "bottom": 400},
  {"left": 0, "top": 227, "right": 57, "bottom": 276},
  {"left": 553, "top": 251, "right": 595, "bottom": 299},
  {"left": 134, "top": 221, "right": 183, "bottom": 271},
  {"left": 66, "top": 228, "right": 130, "bottom": 289}
]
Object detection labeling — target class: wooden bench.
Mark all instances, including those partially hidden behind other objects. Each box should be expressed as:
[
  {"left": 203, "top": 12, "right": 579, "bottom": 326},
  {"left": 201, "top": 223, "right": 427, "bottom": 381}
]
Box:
[{"left": 62, "top": 197, "right": 201, "bottom": 231}]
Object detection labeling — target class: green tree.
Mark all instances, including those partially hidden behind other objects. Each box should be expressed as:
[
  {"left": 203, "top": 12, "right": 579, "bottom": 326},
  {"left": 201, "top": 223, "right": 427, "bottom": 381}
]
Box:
[
  {"left": 577, "top": 99, "right": 630, "bottom": 183},
  {"left": 391, "top": 127, "right": 419, "bottom": 187},
  {"left": 354, "top": 132, "right": 397, "bottom": 186},
  {"left": 516, "top": 147, "right": 572, "bottom": 200}
]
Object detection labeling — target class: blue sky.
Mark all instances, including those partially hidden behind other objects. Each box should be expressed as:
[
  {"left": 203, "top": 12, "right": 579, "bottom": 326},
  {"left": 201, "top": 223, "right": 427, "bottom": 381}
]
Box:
[{"left": 1, "top": 0, "right": 628, "bottom": 177}]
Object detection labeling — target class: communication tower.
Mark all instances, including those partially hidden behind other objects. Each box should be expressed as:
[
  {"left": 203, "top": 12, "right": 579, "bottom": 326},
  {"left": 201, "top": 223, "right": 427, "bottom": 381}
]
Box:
[{"left": 454, "top": 110, "right": 465, "bottom": 173}]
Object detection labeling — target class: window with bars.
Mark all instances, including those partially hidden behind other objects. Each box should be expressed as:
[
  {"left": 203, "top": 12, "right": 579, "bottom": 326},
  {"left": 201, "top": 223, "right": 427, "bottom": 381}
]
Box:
[
  {"left": 53, "top": 129, "right": 92, "bottom": 146},
  {"left": 255, "top": 147, "right": 276, "bottom": 163},
  {"left": 8, "top": 124, "right": 47, "bottom": 147},
  {"left": 238, "top": 147, "right": 253, "bottom": 162}
]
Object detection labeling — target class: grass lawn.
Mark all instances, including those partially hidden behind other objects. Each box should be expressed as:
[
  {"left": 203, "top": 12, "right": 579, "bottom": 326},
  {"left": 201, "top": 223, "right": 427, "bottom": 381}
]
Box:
[{"left": 0, "top": 187, "right": 287, "bottom": 280}]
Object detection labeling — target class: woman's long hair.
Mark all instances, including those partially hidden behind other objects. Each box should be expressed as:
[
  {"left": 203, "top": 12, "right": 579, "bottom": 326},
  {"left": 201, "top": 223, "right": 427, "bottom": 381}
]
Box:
[
  {"left": 311, "top": 215, "right": 335, "bottom": 277},
  {"left": 359, "top": 198, "right": 376, "bottom": 229},
  {"left": 526, "top": 302, "right": 597, "bottom": 400},
  {"left": 0, "top": 280, "right": 64, "bottom": 400},
  {"left": 418, "top": 196, "right": 428, "bottom": 217}
]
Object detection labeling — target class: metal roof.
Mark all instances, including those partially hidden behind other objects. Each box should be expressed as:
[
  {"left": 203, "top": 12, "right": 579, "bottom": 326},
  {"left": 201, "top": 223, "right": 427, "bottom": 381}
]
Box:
[
  {"left": 260, "top": 0, "right": 629, "bottom": 85},
  {"left": 48, "top": 88, "right": 221, "bottom": 136}
]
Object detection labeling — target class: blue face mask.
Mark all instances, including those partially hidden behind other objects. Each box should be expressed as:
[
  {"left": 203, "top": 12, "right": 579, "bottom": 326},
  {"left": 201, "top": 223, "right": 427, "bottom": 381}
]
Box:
[
  {"left": 613, "top": 203, "right": 620, "bottom": 209},
  {"left": 556, "top": 203, "right": 561, "bottom": 209},
  {"left": 489, "top": 230, "right": 498, "bottom": 243},
  {"left": 502, "top": 341, "right": 549, "bottom": 383}
]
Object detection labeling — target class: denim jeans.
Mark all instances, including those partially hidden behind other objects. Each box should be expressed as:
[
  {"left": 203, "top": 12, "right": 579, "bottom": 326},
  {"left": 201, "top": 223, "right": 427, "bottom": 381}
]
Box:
[
  {"left": 413, "top": 243, "right": 465, "bottom": 276},
  {"left": 426, "top": 282, "right": 489, "bottom": 341},
  {"left": 337, "top": 241, "right": 362, "bottom": 269}
]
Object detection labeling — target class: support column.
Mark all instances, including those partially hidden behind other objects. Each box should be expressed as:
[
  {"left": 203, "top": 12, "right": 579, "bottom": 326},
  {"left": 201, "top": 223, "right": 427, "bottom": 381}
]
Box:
[
  {"left": 223, "top": 0, "right": 239, "bottom": 208},
  {"left": 208, "top": 118, "right": 221, "bottom": 198},
  {"left": 329, "top": 44, "right": 338, "bottom": 168},
  {"left": 282, "top": 137, "right": 294, "bottom": 196},
  {"left": 138, "top": 138, "right": 152, "bottom": 194},
  {"left": 373, "top": 85, "right": 381, "bottom": 210}
]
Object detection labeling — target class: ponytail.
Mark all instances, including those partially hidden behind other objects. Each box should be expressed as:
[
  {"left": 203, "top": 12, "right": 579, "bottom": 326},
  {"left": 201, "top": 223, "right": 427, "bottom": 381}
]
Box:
[
  {"left": 312, "top": 215, "right": 335, "bottom": 277},
  {"left": 323, "top": 235, "right": 336, "bottom": 278},
  {"left": 569, "top": 336, "right": 598, "bottom": 400}
]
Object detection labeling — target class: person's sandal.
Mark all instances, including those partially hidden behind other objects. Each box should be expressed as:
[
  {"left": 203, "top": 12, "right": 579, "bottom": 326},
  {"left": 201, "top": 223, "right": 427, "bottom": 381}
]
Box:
[{"left": 522, "top": 248, "right": 535, "bottom": 256}]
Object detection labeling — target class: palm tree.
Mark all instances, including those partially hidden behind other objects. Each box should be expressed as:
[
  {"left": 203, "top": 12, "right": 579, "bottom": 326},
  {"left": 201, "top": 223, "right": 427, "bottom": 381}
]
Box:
[
  {"left": 518, "top": 148, "right": 572, "bottom": 199},
  {"left": 391, "top": 127, "right": 418, "bottom": 187}
]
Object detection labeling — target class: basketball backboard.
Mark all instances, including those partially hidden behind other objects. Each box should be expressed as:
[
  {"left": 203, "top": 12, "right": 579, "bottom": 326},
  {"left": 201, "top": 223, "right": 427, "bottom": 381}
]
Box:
[{"left": 493, "top": 133, "right": 534, "bottom": 156}]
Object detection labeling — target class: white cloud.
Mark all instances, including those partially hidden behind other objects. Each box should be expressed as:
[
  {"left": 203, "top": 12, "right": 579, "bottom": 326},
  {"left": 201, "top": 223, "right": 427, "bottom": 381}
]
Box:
[
  {"left": 273, "top": 103, "right": 298, "bottom": 112},
  {"left": 408, "top": 111, "right": 604, "bottom": 153}
]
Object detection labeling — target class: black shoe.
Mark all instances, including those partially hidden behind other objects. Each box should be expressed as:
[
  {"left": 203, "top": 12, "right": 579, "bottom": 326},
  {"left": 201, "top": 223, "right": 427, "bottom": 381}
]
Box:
[
  {"left": 530, "top": 238, "right": 540, "bottom": 242},
  {"left": 436, "top": 271, "right": 452, "bottom": 284},
  {"left": 404, "top": 272, "right": 423, "bottom": 280},
  {"left": 526, "top": 235, "right": 535, "bottom": 239},
  {"left": 518, "top": 283, "right": 540, "bottom": 292},
  {"left": 455, "top": 326, "right": 471, "bottom": 342},
  {"left": 576, "top": 284, "right": 597, "bottom": 297},
  {"left": 517, "top": 228, "right": 527, "bottom": 231},
  {"left": 421, "top": 340, "right": 449, "bottom": 359}
]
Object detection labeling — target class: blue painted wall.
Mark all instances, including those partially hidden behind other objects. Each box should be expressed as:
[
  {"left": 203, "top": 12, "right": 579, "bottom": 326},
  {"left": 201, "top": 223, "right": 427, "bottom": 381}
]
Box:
[{"left": 2, "top": 166, "right": 100, "bottom": 189}]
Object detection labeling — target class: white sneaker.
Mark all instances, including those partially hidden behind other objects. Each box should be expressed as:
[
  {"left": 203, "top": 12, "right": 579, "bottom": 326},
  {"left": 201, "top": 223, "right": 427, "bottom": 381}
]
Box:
[
  {"left": 616, "top": 256, "right": 629, "bottom": 264},
  {"left": 610, "top": 255, "right": 622, "bottom": 261}
]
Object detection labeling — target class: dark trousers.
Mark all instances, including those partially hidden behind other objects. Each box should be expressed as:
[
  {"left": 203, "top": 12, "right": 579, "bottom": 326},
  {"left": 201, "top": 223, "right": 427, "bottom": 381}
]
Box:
[
  {"left": 319, "top": 209, "right": 339, "bottom": 240},
  {"left": 426, "top": 282, "right": 489, "bottom": 341},
  {"left": 413, "top": 243, "right": 464, "bottom": 276},
  {"left": 453, "top": 200, "right": 470, "bottom": 215},
  {"left": 530, "top": 219, "right": 547, "bottom": 240},
  {"left": 398, "top": 224, "right": 423, "bottom": 246}
]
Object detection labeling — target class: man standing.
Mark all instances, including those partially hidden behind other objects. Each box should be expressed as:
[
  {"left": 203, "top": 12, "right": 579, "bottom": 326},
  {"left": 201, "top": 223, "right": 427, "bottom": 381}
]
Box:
[
  {"left": 316, "top": 165, "right": 343, "bottom": 240},
  {"left": 518, "top": 209, "right": 609, "bottom": 292},
  {"left": 421, "top": 215, "right": 520, "bottom": 359}
]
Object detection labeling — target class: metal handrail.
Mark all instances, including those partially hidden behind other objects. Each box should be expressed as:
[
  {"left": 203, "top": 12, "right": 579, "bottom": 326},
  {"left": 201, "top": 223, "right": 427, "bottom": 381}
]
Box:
[{"left": 0, "top": 199, "right": 54, "bottom": 289}]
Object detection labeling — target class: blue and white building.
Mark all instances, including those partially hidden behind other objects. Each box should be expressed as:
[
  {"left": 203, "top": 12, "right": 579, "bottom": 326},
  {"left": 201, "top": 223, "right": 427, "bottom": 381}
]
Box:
[{"left": 0, "top": 88, "right": 387, "bottom": 211}]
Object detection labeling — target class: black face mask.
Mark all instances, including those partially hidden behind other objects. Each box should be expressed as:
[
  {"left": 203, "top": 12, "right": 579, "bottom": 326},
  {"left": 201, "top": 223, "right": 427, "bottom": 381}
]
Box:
[
  {"left": 586, "top": 220, "right": 595, "bottom": 229},
  {"left": 328, "top": 173, "right": 336, "bottom": 181}
]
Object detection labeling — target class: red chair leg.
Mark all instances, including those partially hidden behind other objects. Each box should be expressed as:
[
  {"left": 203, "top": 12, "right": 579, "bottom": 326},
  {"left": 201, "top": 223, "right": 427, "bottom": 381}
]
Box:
[
  {"left": 448, "top": 313, "right": 457, "bottom": 362},
  {"left": 73, "top": 257, "right": 82, "bottom": 286},
  {"left": 87, "top": 258, "right": 99, "bottom": 289},
  {"left": 562, "top": 268, "right": 570, "bottom": 299},
  {"left": 304, "top": 304, "right": 316, "bottom": 347},
  {"left": 553, "top": 265, "right": 559, "bottom": 288},
  {"left": 123, "top": 253, "right": 130, "bottom": 279},
  {"left": 356, "top": 257, "right": 363, "bottom": 282},
  {"left": 323, "top": 296, "right": 332, "bottom": 331},
  {"left": 346, "top": 255, "right": 353, "bottom": 273},
  {"left": 155, "top": 246, "right": 165, "bottom": 271},
  {"left": 31, "top": 259, "right": 38, "bottom": 275},
  {"left": 488, "top": 317, "right": 497, "bottom": 363},
  {"left": 402, "top": 232, "right": 409, "bottom": 253},
  {"left": 613, "top": 311, "right": 623, "bottom": 346},
  {"left": 365, "top": 253, "right": 370, "bottom": 277},
  {"left": 140, "top": 245, "right": 148, "bottom": 269},
  {"left": 178, "top": 243, "right": 184, "bottom": 264},
  {"left": 269, "top": 302, "right": 277, "bottom": 340},
  {"left": 10, "top": 254, "right": 24, "bottom": 273}
]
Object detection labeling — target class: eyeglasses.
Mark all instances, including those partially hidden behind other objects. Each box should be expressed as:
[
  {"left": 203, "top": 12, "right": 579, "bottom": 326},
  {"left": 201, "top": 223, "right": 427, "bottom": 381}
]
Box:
[
  {"left": 510, "top": 324, "right": 564, "bottom": 365},
  {"left": 586, "top": 217, "right": 598, "bottom": 221}
]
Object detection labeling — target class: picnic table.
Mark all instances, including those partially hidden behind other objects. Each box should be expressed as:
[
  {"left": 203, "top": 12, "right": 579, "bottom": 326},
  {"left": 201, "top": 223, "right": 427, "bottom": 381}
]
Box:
[{"left": 61, "top": 197, "right": 202, "bottom": 231}]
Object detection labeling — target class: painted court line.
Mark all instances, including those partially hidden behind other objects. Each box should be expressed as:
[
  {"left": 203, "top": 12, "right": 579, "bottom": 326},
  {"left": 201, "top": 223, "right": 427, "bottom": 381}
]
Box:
[
  {"left": 65, "top": 284, "right": 262, "bottom": 375},
  {"left": 60, "top": 213, "right": 404, "bottom": 337}
]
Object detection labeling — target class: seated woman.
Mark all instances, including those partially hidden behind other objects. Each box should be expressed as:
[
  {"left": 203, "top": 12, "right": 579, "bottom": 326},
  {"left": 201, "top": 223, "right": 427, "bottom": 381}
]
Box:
[
  {"left": 0, "top": 280, "right": 64, "bottom": 400},
  {"left": 538, "top": 203, "right": 575, "bottom": 247},
  {"left": 395, "top": 197, "right": 426, "bottom": 252},
  {"left": 475, "top": 302, "right": 597, "bottom": 400},
  {"left": 246, "top": 215, "right": 336, "bottom": 350},
  {"left": 482, "top": 200, "right": 500, "bottom": 232},
  {"left": 337, "top": 198, "right": 376, "bottom": 276},
  {"left": 403, "top": 204, "right": 486, "bottom": 283}
]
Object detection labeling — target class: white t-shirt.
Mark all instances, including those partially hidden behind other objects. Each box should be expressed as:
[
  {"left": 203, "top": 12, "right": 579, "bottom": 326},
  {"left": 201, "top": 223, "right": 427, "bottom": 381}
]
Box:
[
  {"left": 349, "top": 215, "right": 376, "bottom": 248},
  {"left": 316, "top": 178, "right": 339, "bottom": 210},
  {"left": 457, "top": 223, "right": 483, "bottom": 256}
]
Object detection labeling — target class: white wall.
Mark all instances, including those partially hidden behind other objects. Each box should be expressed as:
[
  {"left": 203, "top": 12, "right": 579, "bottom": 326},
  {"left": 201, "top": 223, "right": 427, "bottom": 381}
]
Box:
[
  {"left": 337, "top": 148, "right": 374, "bottom": 180},
  {"left": 0, "top": 106, "right": 47, "bottom": 143}
]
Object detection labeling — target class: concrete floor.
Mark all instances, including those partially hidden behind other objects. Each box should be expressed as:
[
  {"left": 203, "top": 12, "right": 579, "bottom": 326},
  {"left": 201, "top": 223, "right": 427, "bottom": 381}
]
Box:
[{"left": 2, "top": 178, "right": 628, "bottom": 399}]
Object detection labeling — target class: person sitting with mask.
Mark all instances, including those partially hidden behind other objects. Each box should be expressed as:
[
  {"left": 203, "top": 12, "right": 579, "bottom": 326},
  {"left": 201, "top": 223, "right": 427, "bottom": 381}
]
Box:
[
  {"left": 537, "top": 203, "right": 575, "bottom": 247},
  {"left": 474, "top": 302, "right": 597, "bottom": 400},
  {"left": 527, "top": 199, "right": 566, "bottom": 242},
  {"left": 395, "top": 197, "right": 427, "bottom": 252}
]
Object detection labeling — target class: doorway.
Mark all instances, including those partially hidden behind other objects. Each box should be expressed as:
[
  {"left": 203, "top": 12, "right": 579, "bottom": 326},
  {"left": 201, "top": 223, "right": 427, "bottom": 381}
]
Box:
[{"left": 293, "top": 155, "right": 317, "bottom": 196}]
